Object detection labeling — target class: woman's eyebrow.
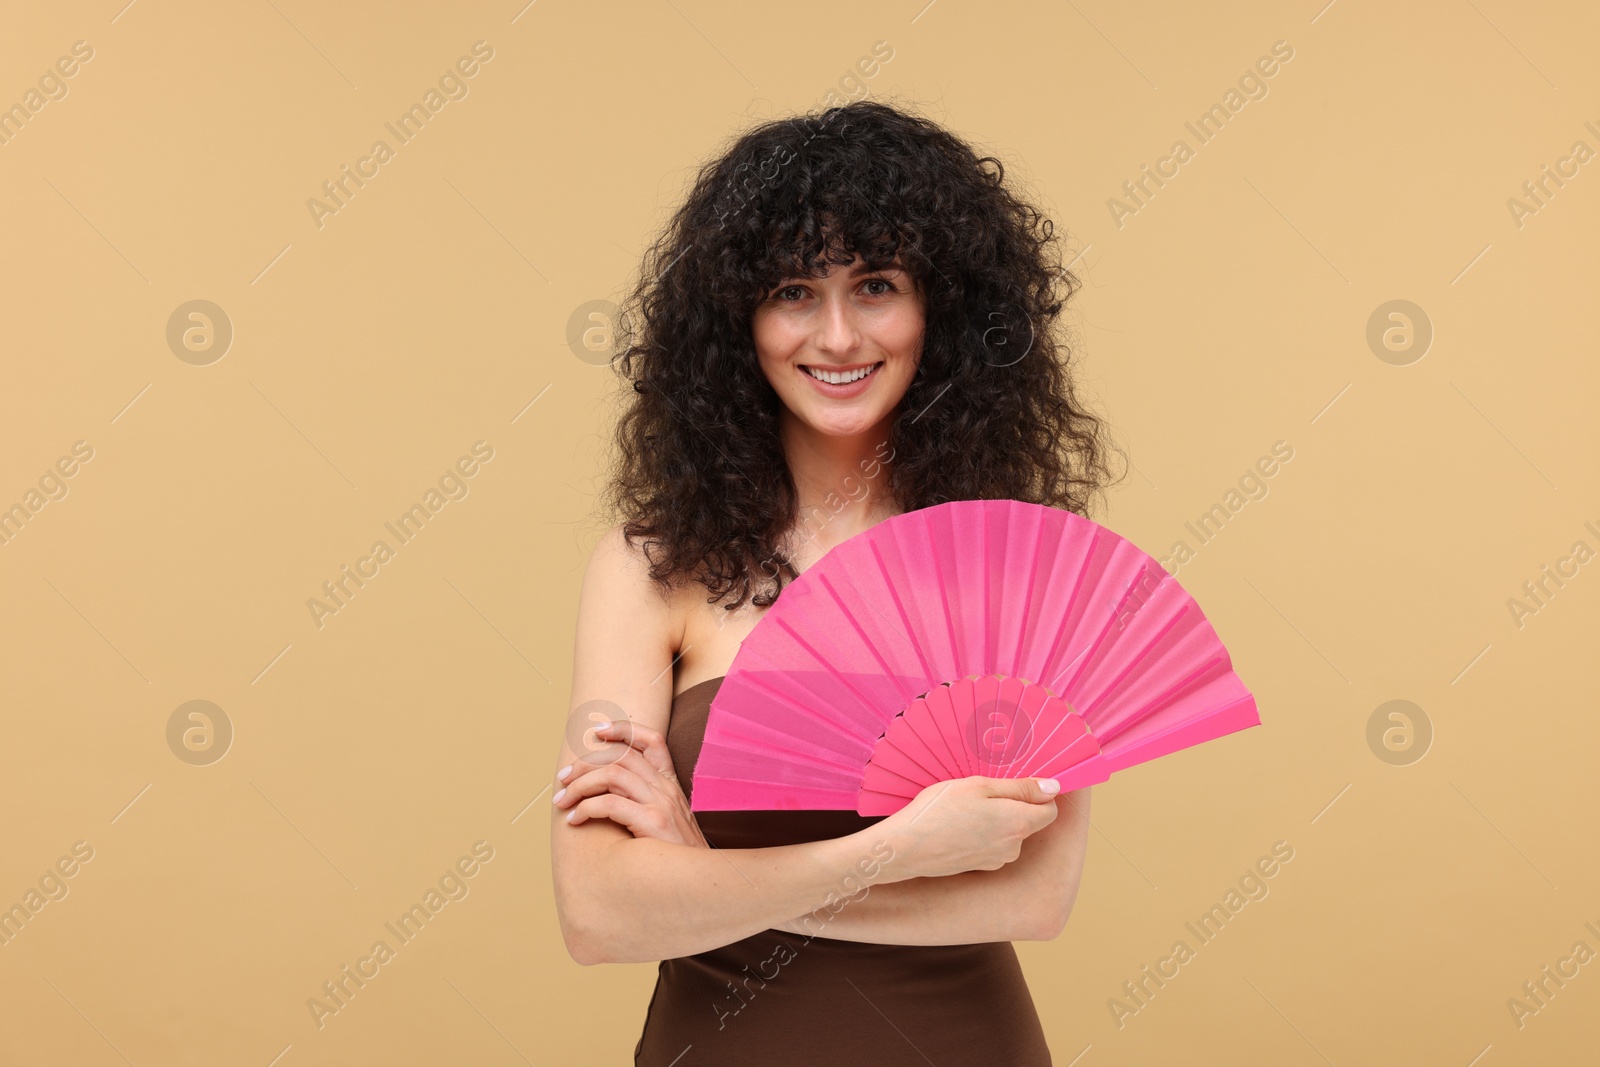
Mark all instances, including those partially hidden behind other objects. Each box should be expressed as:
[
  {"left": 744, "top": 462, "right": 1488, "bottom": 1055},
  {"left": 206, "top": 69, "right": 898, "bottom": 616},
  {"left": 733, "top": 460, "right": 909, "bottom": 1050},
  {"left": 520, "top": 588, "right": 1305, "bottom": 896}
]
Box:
[{"left": 770, "top": 262, "right": 904, "bottom": 285}]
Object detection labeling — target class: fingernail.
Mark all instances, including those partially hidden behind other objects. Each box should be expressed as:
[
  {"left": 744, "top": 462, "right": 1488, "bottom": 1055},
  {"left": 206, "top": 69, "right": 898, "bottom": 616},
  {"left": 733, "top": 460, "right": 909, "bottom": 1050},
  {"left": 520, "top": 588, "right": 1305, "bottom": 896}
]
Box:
[
  {"left": 594, "top": 720, "right": 610, "bottom": 733},
  {"left": 1039, "top": 778, "right": 1061, "bottom": 795},
  {"left": 553, "top": 788, "right": 566, "bottom": 804},
  {"left": 557, "top": 765, "right": 572, "bottom": 780},
  {"left": 566, "top": 810, "right": 578, "bottom": 823}
]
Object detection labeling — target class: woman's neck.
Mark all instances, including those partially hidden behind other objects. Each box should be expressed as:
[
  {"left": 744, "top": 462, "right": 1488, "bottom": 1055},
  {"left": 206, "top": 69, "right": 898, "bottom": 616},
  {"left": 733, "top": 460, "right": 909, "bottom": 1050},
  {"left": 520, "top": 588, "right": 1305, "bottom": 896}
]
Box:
[{"left": 778, "top": 409, "right": 899, "bottom": 551}]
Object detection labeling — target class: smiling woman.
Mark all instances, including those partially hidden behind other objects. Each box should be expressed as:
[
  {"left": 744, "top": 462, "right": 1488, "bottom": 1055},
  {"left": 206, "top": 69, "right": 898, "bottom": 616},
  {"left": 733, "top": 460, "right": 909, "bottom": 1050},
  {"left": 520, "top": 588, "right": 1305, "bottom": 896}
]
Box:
[{"left": 551, "top": 98, "right": 1121, "bottom": 1066}]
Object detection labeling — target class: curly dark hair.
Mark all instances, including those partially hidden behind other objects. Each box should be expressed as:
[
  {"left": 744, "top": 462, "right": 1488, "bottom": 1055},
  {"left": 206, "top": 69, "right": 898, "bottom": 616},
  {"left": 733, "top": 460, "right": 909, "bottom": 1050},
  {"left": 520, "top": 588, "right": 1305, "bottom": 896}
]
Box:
[{"left": 601, "top": 98, "right": 1123, "bottom": 611}]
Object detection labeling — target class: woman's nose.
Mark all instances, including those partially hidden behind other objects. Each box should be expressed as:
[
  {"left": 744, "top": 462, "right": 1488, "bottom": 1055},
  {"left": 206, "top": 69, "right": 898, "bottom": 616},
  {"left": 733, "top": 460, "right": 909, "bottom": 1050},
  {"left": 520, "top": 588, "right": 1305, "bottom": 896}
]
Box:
[{"left": 814, "top": 296, "right": 862, "bottom": 355}]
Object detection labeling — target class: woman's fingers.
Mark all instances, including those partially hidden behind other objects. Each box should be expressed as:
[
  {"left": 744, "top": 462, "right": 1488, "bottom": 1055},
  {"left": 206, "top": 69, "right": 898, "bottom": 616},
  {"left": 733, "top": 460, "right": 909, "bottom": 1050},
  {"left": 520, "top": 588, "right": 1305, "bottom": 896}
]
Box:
[
  {"left": 554, "top": 742, "right": 707, "bottom": 847},
  {"left": 564, "top": 792, "right": 665, "bottom": 836},
  {"left": 563, "top": 719, "right": 681, "bottom": 783},
  {"left": 554, "top": 721, "right": 705, "bottom": 845},
  {"left": 560, "top": 746, "right": 659, "bottom": 798},
  {"left": 554, "top": 760, "right": 654, "bottom": 810}
]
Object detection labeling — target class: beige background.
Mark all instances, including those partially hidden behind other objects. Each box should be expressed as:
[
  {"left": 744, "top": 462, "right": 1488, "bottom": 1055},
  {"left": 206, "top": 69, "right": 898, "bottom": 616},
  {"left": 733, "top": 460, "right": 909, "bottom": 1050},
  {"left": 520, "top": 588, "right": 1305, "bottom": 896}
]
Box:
[{"left": 1, "top": 0, "right": 1596, "bottom": 1064}]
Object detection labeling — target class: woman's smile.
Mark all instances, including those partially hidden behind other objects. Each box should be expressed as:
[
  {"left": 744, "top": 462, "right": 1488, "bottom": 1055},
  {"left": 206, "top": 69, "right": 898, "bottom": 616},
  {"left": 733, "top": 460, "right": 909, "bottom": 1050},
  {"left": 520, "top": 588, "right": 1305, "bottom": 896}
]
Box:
[{"left": 798, "top": 360, "right": 884, "bottom": 397}]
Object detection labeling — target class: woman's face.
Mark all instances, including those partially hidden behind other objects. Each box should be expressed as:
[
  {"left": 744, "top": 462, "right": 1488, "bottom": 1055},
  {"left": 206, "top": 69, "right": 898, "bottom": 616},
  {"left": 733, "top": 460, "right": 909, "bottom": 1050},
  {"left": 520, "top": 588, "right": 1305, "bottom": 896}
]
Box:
[{"left": 751, "top": 255, "right": 925, "bottom": 439}]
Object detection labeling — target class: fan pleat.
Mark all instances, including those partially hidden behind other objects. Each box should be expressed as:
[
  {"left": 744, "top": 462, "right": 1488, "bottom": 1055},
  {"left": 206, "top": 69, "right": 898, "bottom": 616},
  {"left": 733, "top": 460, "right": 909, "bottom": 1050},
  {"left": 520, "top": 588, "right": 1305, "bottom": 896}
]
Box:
[
  {"left": 710, "top": 669, "right": 869, "bottom": 762},
  {"left": 866, "top": 540, "right": 940, "bottom": 681},
  {"left": 879, "top": 712, "right": 953, "bottom": 782},
  {"left": 901, "top": 694, "right": 965, "bottom": 779},
  {"left": 999, "top": 501, "right": 1047, "bottom": 679},
  {"left": 815, "top": 572, "right": 919, "bottom": 705},
  {"left": 770, "top": 616, "right": 886, "bottom": 732},
  {"left": 1066, "top": 584, "right": 1194, "bottom": 721},
  {"left": 1034, "top": 528, "right": 1106, "bottom": 692},
  {"left": 1102, "top": 693, "right": 1258, "bottom": 773},
  {"left": 972, "top": 502, "right": 985, "bottom": 668},
  {"left": 924, "top": 506, "right": 964, "bottom": 678}
]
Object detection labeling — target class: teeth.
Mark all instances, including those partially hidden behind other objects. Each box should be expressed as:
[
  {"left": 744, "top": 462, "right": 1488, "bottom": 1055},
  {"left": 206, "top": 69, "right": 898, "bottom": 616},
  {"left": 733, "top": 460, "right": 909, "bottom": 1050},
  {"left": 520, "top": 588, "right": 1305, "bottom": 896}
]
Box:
[{"left": 805, "top": 364, "right": 877, "bottom": 385}]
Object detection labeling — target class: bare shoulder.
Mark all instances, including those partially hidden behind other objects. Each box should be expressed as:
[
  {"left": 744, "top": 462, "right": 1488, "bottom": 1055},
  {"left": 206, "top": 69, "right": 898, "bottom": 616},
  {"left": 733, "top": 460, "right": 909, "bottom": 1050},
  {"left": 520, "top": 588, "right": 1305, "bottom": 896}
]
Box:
[
  {"left": 569, "top": 524, "right": 682, "bottom": 740},
  {"left": 580, "top": 524, "right": 691, "bottom": 647},
  {"left": 584, "top": 523, "right": 664, "bottom": 593}
]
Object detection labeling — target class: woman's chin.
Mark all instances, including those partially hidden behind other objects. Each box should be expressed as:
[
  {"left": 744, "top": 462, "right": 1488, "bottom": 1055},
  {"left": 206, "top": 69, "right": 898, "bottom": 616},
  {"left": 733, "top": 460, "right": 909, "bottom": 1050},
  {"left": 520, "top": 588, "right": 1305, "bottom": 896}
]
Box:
[{"left": 791, "top": 407, "right": 889, "bottom": 439}]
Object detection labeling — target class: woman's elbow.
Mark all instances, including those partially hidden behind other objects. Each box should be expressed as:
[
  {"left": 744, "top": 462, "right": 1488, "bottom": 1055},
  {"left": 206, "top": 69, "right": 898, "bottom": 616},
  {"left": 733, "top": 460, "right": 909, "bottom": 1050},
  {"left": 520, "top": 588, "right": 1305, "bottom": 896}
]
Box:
[
  {"left": 553, "top": 836, "right": 637, "bottom": 965},
  {"left": 568, "top": 940, "right": 610, "bottom": 967},
  {"left": 560, "top": 918, "right": 605, "bottom": 966},
  {"left": 564, "top": 926, "right": 655, "bottom": 966},
  {"left": 1020, "top": 902, "right": 1071, "bottom": 942},
  {"left": 557, "top": 896, "right": 653, "bottom": 965},
  {"left": 555, "top": 902, "right": 599, "bottom": 965},
  {"left": 554, "top": 875, "right": 618, "bottom": 965},
  {"left": 1044, "top": 874, "right": 1091, "bottom": 939},
  {"left": 1024, "top": 879, "right": 1083, "bottom": 941}
]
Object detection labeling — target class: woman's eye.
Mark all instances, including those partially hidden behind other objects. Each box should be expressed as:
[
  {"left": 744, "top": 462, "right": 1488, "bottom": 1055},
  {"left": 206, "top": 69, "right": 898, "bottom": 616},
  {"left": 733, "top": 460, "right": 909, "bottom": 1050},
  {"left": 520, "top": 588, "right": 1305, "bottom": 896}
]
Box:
[{"left": 771, "top": 278, "right": 896, "bottom": 301}]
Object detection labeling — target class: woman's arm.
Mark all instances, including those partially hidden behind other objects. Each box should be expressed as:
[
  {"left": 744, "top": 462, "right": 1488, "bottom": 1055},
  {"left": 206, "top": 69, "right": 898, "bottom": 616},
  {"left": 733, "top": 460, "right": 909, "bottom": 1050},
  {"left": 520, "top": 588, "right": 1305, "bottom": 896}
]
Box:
[
  {"left": 561, "top": 827, "right": 907, "bottom": 964},
  {"left": 551, "top": 527, "right": 911, "bottom": 965},
  {"left": 552, "top": 527, "right": 1067, "bottom": 963},
  {"left": 772, "top": 786, "right": 1092, "bottom": 945}
]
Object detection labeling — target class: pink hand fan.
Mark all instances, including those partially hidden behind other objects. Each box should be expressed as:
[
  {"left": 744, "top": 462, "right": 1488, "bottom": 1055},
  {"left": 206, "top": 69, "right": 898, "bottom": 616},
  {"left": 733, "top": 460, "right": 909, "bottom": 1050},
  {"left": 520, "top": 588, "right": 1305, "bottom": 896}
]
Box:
[{"left": 691, "top": 499, "right": 1259, "bottom": 815}]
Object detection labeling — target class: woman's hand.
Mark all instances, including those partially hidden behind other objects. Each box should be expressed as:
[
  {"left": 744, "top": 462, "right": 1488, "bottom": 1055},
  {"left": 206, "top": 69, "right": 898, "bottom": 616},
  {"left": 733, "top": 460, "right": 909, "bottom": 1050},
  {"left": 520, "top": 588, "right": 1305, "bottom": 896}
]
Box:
[
  {"left": 554, "top": 719, "right": 709, "bottom": 849},
  {"left": 875, "top": 775, "right": 1061, "bottom": 880}
]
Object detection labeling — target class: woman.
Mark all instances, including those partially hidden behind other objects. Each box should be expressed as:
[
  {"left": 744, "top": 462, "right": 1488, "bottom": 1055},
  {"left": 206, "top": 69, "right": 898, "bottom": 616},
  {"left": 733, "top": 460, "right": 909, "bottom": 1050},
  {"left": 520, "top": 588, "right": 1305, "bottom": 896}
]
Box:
[{"left": 551, "top": 99, "right": 1120, "bottom": 1065}]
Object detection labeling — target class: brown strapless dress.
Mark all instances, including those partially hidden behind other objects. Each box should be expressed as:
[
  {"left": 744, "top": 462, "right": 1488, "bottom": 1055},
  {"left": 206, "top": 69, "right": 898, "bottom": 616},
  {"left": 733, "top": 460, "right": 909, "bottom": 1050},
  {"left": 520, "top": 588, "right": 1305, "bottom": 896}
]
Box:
[{"left": 633, "top": 676, "right": 1054, "bottom": 1066}]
